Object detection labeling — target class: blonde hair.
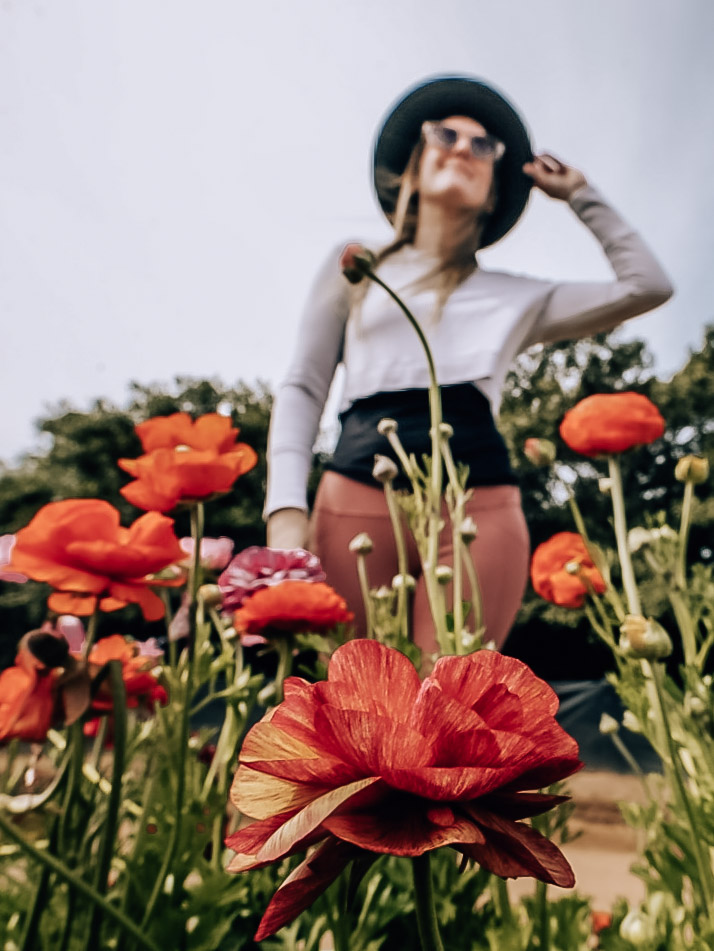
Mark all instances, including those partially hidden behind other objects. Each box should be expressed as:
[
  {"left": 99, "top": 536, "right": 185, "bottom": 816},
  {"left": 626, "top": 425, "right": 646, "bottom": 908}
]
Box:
[{"left": 351, "top": 131, "right": 496, "bottom": 326}]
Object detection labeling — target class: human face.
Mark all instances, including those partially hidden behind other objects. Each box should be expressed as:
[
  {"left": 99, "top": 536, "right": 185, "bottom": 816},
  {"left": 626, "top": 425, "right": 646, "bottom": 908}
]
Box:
[{"left": 417, "top": 115, "right": 497, "bottom": 213}]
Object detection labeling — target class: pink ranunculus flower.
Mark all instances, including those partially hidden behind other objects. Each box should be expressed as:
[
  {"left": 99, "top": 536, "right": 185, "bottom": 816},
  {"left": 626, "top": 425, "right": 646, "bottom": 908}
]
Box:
[
  {"left": 179, "top": 536, "right": 235, "bottom": 571},
  {"left": 53, "top": 616, "right": 86, "bottom": 653},
  {"left": 0, "top": 535, "right": 28, "bottom": 583},
  {"left": 218, "top": 547, "right": 326, "bottom": 614}
]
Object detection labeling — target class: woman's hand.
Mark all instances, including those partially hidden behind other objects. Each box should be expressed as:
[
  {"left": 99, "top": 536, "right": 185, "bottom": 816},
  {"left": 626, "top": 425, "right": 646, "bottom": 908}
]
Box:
[
  {"left": 522, "top": 154, "right": 587, "bottom": 201},
  {"left": 266, "top": 508, "right": 309, "bottom": 550}
]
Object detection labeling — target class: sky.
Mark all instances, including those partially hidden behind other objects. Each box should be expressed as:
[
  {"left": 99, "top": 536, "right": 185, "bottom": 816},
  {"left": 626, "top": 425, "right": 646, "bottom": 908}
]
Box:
[{"left": 1, "top": 0, "right": 712, "bottom": 465}]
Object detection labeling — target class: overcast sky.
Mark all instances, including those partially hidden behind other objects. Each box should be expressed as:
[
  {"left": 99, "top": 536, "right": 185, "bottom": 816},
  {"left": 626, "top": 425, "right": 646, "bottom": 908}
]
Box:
[{"left": 1, "top": 0, "right": 712, "bottom": 464}]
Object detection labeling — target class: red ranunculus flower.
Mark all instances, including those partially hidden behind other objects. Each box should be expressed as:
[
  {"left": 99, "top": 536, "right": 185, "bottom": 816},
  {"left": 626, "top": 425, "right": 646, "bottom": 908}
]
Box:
[
  {"left": 232, "top": 580, "right": 353, "bottom": 642},
  {"left": 88, "top": 635, "right": 167, "bottom": 712},
  {"left": 6, "top": 499, "right": 184, "bottom": 620},
  {"left": 0, "top": 648, "right": 58, "bottom": 742},
  {"left": 119, "top": 412, "right": 257, "bottom": 512},
  {"left": 531, "top": 532, "right": 606, "bottom": 608},
  {"left": 339, "top": 243, "right": 376, "bottom": 284},
  {"left": 559, "top": 392, "right": 664, "bottom": 457},
  {"left": 219, "top": 547, "right": 326, "bottom": 613},
  {"left": 226, "top": 641, "right": 581, "bottom": 941}
]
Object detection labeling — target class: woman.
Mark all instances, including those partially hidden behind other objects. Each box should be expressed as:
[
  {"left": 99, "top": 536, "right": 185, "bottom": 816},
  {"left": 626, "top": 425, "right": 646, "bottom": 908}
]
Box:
[{"left": 263, "top": 76, "right": 673, "bottom": 653}]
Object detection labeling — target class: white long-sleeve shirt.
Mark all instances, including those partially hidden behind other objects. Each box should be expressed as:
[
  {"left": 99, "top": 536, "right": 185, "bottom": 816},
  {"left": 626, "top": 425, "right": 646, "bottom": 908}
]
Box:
[{"left": 265, "top": 185, "right": 673, "bottom": 517}]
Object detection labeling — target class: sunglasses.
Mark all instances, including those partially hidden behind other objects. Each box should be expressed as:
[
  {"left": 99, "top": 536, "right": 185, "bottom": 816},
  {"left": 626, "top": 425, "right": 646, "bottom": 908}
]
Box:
[{"left": 422, "top": 121, "right": 506, "bottom": 161}]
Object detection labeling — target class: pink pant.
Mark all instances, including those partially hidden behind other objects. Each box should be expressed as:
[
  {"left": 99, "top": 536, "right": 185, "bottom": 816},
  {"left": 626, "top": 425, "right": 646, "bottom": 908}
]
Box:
[{"left": 309, "top": 472, "right": 530, "bottom": 653}]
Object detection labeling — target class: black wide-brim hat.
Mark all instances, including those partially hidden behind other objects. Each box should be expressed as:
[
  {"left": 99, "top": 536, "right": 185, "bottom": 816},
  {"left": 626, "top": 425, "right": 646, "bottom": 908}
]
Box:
[{"left": 373, "top": 75, "right": 533, "bottom": 248}]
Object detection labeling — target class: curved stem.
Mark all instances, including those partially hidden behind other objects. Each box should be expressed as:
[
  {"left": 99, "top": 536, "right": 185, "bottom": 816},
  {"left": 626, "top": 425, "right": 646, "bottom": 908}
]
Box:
[
  {"left": 607, "top": 457, "right": 641, "bottom": 616},
  {"left": 274, "top": 636, "right": 293, "bottom": 704},
  {"left": 355, "top": 553, "right": 375, "bottom": 639},
  {"left": 0, "top": 811, "right": 160, "bottom": 951},
  {"left": 411, "top": 853, "right": 445, "bottom": 951}
]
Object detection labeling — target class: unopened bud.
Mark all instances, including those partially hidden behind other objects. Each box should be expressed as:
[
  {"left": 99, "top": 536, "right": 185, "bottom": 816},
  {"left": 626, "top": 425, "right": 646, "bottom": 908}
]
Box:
[
  {"left": 459, "top": 517, "right": 478, "bottom": 543},
  {"left": 349, "top": 533, "right": 373, "bottom": 555},
  {"left": 372, "top": 454, "right": 399, "bottom": 484},
  {"left": 685, "top": 694, "right": 707, "bottom": 718},
  {"left": 377, "top": 417, "right": 398, "bottom": 436},
  {"left": 373, "top": 585, "right": 393, "bottom": 602},
  {"left": 392, "top": 573, "right": 416, "bottom": 592},
  {"left": 438, "top": 422, "right": 454, "bottom": 439},
  {"left": 598, "top": 477, "right": 613, "bottom": 494},
  {"left": 619, "top": 615, "right": 672, "bottom": 660},
  {"left": 564, "top": 560, "right": 581, "bottom": 575},
  {"left": 627, "top": 527, "right": 654, "bottom": 553},
  {"left": 622, "top": 710, "right": 642, "bottom": 734},
  {"left": 523, "top": 437, "right": 556, "bottom": 467},
  {"left": 599, "top": 713, "right": 620, "bottom": 735},
  {"left": 434, "top": 565, "right": 453, "bottom": 585},
  {"left": 675, "top": 454, "right": 709, "bottom": 485},
  {"left": 340, "top": 243, "right": 377, "bottom": 284},
  {"left": 198, "top": 584, "right": 223, "bottom": 607},
  {"left": 619, "top": 909, "right": 655, "bottom": 946}
]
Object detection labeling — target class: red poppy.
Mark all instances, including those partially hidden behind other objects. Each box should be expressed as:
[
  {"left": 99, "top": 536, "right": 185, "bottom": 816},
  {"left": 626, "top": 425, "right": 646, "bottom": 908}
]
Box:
[
  {"left": 119, "top": 413, "right": 257, "bottom": 512},
  {"left": 0, "top": 649, "right": 57, "bottom": 742},
  {"left": 232, "top": 580, "right": 353, "bottom": 640},
  {"left": 88, "top": 635, "right": 168, "bottom": 712},
  {"left": 7, "top": 499, "right": 184, "bottom": 620},
  {"left": 559, "top": 392, "right": 664, "bottom": 457},
  {"left": 530, "top": 532, "right": 606, "bottom": 608},
  {"left": 226, "top": 641, "right": 581, "bottom": 941}
]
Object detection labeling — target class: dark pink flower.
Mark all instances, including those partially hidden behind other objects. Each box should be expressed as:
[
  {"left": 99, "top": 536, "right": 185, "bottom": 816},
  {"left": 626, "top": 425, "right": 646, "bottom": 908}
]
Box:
[
  {"left": 178, "top": 536, "right": 235, "bottom": 571},
  {"left": 218, "top": 547, "right": 325, "bottom": 613}
]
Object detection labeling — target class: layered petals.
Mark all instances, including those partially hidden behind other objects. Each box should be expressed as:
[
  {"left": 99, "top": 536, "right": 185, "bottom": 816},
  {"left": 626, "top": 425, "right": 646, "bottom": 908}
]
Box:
[
  {"left": 227, "top": 640, "right": 581, "bottom": 939},
  {"left": 232, "top": 580, "right": 354, "bottom": 636},
  {"left": 88, "top": 634, "right": 167, "bottom": 712},
  {"left": 530, "top": 532, "right": 607, "bottom": 608},
  {"left": 218, "top": 546, "right": 325, "bottom": 613},
  {"left": 560, "top": 392, "right": 665, "bottom": 456},
  {"left": 6, "top": 500, "right": 184, "bottom": 619},
  {"left": 119, "top": 413, "right": 257, "bottom": 512}
]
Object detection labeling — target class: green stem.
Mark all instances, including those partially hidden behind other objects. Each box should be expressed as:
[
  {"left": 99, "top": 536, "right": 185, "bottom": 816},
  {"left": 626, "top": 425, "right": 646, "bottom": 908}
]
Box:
[
  {"left": 669, "top": 589, "right": 697, "bottom": 669},
  {"left": 411, "top": 854, "right": 445, "bottom": 951},
  {"left": 608, "top": 456, "right": 641, "bottom": 616},
  {"left": 492, "top": 875, "right": 513, "bottom": 926},
  {"left": 676, "top": 479, "right": 694, "bottom": 590},
  {"left": 384, "top": 481, "right": 410, "bottom": 640},
  {"left": 188, "top": 503, "right": 205, "bottom": 650},
  {"left": 18, "top": 815, "right": 59, "bottom": 951},
  {"left": 536, "top": 880, "right": 550, "bottom": 951},
  {"left": 567, "top": 483, "right": 626, "bottom": 621},
  {"left": 647, "top": 660, "right": 714, "bottom": 920},
  {"left": 0, "top": 810, "right": 161, "bottom": 951},
  {"left": 274, "top": 636, "right": 293, "bottom": 704},
  {"left": 355, "top": 552, "right": 375, "bottom": 638},
  {"left": 83, "top": 608, "right": 101, "bottom": 658},
  {"left": 84, "top": 661, "right": 127, "bottom": 947},
  {"left": 58, "top": 721, "right": 85, "bottom": 857}
]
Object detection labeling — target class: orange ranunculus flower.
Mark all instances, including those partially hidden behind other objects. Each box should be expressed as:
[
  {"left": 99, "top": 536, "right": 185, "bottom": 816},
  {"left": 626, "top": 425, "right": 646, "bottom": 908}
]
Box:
[
  {"left": 0, "top": 648, "right": 57, "bottom": 742},
  {"left": 226, "top": 640, "right": 581, "bottom": 941},
  {"left": 118, "top": 412, "right": 258, "bottom": 512},
  {"left": 559, "top": 392, "right": 664, "bottom": 457},
  {"left": 7, "top": 499, "right": 184, "bottom": 620},
  {"left": 530, "top": 532, "right": 606, "bottom": 608},
  {"left": 232, "top": 580, "right": 354, "bottom": 641},
  {"left": 87, "top": 635, "right": 167, "bottom": 712},
  {"left": 591, "top": 910, "right": 613, "bottom": 934}
]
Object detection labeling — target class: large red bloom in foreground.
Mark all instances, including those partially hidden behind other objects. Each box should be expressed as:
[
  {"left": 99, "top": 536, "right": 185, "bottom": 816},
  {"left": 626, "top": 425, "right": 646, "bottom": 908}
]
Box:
[
  {"left": 7, "top": 499, "right": 184, "bottom": 620},
  {"left": 226, "top": 641, "right": 581, "bottom": 940},
  {"left": 119, "top": 413, "right": 258, "bottom": 512},
  {"left": 232, "top": 580, "right": 354, "bottom": 639},
  {"left": 531, "top": 532, "right": 606, "bottom": 608},
  {"left": 559, "top": 392, "right": 664, "bottom": 457}
]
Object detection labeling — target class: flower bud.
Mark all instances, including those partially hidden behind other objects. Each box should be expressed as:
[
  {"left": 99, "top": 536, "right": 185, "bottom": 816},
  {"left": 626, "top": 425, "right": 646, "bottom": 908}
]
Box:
[
  {"left": 523, "top": 437, "right": 556, "bottom": 467},
  {"left": 340, "top": 243, "right": 376, "bottom": 284},
  {"left": 373, "top": 585, "right": 393, "bottom": 602},
  {"left": 377, "top": 418, "right": 398, "bottom": 436},
  {"left": 198, "top": 584, "right": 223, "bottom": 607},
  {"left": 435, "top": 565, "right": 453, "bottom": 585},
  {"left": 675, "top": 454, "right": 709, "bottom": 484},
  {"left": 627, "top": 527, "right": 656, "bottom": 553},
  {"left": 619, "top": 615, "right": 673, "bottom": 660},
  {"left": 622, "top": 710, "right": 642, "bottom": 734},
  {"left": 372, "top": 454, "right": 399, "bottom": 484},
  {"left": 348, "top": 533, "right": 373, "bottom": 555},
  {"left": 459, "top": 517, "right": 478, "bottom": 543},
  {"left": 438, "top": 422, "right": 454, "bottom": 439},
  {"left": 599, "top": 713, "right": 620, "bottom": 735},
  {"left": 598, "top": 477, "right": 613, "bottom": 494},
  {"left": 564, "top": 560, "right": 581, "bottom": 575},
  {"left": 619, "top": 909, "right": 655, "bottom": 946},
  {"left": 392, "top": 573, "right": 416, "bottom": 592}
]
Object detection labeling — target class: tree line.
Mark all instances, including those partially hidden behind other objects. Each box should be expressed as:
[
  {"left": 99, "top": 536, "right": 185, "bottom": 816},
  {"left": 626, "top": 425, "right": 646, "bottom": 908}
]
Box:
[{"left": 1, "top": 328, "right": 712, "bottom": 676}]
